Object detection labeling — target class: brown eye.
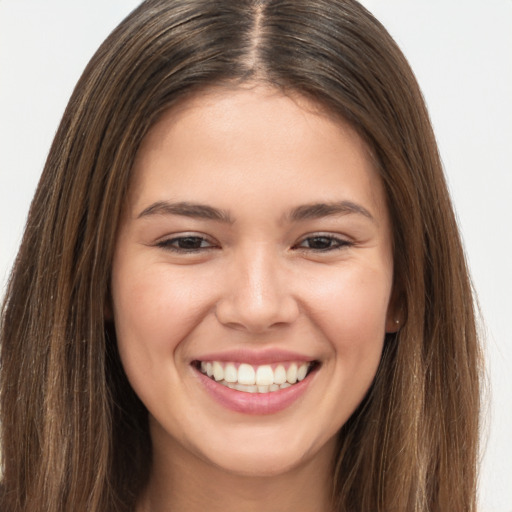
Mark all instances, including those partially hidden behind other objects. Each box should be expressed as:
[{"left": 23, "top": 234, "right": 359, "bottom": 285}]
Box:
[
  {"left": 296, "top": 235, "right": 351, "bottom": 252},
  {"left": 174, "top": 237, "right": 207, "bottom": 249},
  {"left": 157, "top": 236, "right": 216, "bottom": 252}
]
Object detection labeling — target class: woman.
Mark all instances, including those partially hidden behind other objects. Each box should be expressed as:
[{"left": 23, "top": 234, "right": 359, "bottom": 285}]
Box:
[{"left": 0, "top": 0, "right": 481, "bottom": 510}]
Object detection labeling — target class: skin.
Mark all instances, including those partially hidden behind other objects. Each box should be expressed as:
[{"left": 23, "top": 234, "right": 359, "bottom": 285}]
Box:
[{"left": 111, "top": 84, "right": 398, "bottom": 512}]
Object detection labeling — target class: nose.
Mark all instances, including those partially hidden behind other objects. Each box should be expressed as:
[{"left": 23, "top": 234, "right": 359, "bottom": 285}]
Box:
[{"left": 215, "top": 246, "right": 300, "bottom": 333}]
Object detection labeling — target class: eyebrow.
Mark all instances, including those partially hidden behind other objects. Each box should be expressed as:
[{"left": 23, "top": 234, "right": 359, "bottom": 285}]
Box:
[
  {"left": 288, "top": 201, "right": 375, "bottom": 223},
  {"left": 137, "top": 199, "right": 375, "bottom": 224},
  {"left": 137, "top": 201, "right": 235, "bottom": 224}
]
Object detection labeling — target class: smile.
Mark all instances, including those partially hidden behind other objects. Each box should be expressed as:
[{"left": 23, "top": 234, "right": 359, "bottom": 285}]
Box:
[{"left": 194, "top": 361, "right": 318, "bottom": 394}]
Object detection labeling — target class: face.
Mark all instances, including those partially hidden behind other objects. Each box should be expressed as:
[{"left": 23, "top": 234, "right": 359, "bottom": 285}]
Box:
[{"left": 111, "top": 84, "right": 397, "bottom": 478}]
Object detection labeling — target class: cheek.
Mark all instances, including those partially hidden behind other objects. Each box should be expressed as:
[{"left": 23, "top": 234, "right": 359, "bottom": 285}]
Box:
[
  {"left": 306, "top": 265, "right": 392, "bottom": 426},
  {"left": 110, "top": 262, "right": 221, "bottom": 414},
  {"left": 306, "top": 263, "right": 392, "bottom": 357},
  {"left": 111, "top": 263, "right": 216, "bottom": 364}
]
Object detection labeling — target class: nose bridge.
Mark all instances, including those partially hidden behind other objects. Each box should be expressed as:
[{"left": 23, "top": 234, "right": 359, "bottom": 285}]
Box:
[{"left": 216, "top": 243, "right": 298, "bottom": 332}]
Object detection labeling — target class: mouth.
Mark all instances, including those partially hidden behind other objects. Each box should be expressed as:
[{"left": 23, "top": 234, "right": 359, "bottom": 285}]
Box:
[{"left": 192, "top": 360, "right": 320, "bottom": 394}]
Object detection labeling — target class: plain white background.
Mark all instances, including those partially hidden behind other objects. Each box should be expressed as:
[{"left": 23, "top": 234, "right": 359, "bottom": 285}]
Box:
[{"left": 1, "top": 1, "right": 511, "bottom": 510}]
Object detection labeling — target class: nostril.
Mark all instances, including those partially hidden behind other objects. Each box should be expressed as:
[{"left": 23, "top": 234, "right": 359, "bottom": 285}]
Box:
[{"left": 214, "top": 294, "right": 300, "bottom": 333}]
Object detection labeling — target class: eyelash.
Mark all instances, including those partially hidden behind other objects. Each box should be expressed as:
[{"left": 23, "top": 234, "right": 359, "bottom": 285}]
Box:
[
  {"left": 156, "top": 234, "right": 352, "bottom": 254},
  {"left": 294, "top": 234, "right": 353, "bottom": 252},
  {"left": 156, "top": 235, "right": 218, "bottom": 253}
]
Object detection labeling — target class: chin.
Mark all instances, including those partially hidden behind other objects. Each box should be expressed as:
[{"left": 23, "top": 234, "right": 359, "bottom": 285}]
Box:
[{"left": 191, "top": 426, "right": 335, "bottom": 479}]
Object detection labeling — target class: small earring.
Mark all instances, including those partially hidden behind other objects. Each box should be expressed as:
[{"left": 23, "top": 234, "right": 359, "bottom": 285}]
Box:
[{"left": 394, "top": 319, "right": 400, "bottom": 325}]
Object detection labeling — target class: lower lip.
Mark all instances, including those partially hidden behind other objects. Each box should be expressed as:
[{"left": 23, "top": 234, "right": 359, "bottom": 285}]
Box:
[{"left": 194, "top": 369, "right": 314, "bottom": 415}]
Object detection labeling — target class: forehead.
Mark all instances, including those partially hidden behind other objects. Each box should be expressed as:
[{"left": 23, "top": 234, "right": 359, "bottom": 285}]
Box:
[
  {"left": 127, "top": 84, "right": 387, "bottom": 222},
  {"left": 138, "top": 83, "right": 364, "bottom": 155}
]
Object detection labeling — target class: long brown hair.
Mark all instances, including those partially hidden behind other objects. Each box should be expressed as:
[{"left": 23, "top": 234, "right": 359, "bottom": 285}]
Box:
[{"left": 0, "top": 1, "right": 481, "bottom": 510}]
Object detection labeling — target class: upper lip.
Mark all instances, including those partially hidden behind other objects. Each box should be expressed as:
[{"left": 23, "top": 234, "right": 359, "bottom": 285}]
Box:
[{"left": 191, "top": 348, "right": 317, "bottom": 366}]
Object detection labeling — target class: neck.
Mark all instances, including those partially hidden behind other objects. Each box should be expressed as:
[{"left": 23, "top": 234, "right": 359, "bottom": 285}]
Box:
[{"left": 137, "top": 433, "right": 336, "bottom": 512}]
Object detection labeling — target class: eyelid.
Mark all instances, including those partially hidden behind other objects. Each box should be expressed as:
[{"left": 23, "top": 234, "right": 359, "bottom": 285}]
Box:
[
  {"left": 153, "top": 231, "right": 353, "bottom": 254},
  {"left": 293, "top": 233, "right": 354, "bottom": 252},
  {"left": 155, "top": 232, "right": 219, "bottom": 253}
]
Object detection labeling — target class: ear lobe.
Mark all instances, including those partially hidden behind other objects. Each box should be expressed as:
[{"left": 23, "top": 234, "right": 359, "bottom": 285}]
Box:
[
  {"left": 385, "top": 284, "right": 404, "bottom": 333},
  {"left": 385, "top": 315, "right": 402, "bottom": 333}
]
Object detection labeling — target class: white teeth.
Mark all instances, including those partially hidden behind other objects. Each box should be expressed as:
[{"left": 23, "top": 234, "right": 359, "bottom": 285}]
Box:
[
  {"left": 255, "top": 365, "right": 274, "bottom": 386},
  {"left": 235, "top": 383, "right": 258, "bottom": 393},
  {"left": 238, "top": 364, "right": 256, "bottom": 385},
  {"left": 286, "top": 363, "right": 298, "bottom": 383},
  {"left": 198, "top": 360, "right": 316, "bottom": 392},
  {"left": 224, "top": 363, "right": 237, "bottom": 383},
  {"left": 274, "top": 365, "right": 287, "bottom": 384},
  {"left": 297, "top": 364, "right": 308, "bottom": 381},
  {"left": 220, "top": 380, "right": 287, "bottom": 393},
  {"left": 213, "top": 361, "right": 224, "bottom": 381}
]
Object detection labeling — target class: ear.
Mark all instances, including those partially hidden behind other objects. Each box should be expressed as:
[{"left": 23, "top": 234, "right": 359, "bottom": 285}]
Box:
[
  {"left": 385, "top": 314, "right": 401, "bottom": 333},
  {"left": 385, "top": 284, "right": 404, "bottom": 334}
]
